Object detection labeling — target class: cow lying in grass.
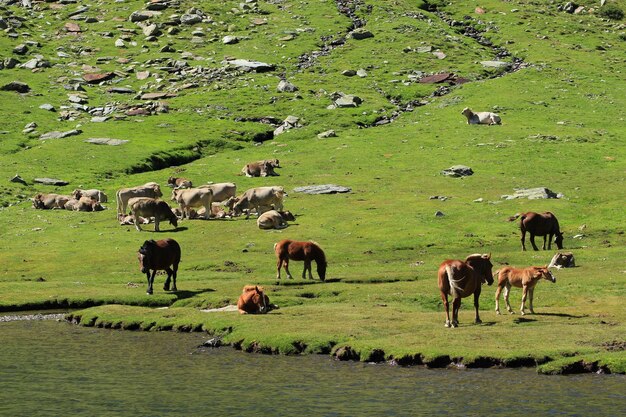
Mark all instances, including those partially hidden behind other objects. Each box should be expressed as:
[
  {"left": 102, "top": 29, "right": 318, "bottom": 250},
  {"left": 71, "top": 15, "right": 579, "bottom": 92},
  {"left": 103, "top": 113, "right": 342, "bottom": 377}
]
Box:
[
  {"left": 72, "top": 188, "right": 108, "bottom": 203},
  {"left": 495, "top": 265, "right": 556, "bottom": 315},
  {"left": 257, "top": 210, "right": 295, "bottom": 229},
  {"left": 32, "top": 193, "right": 71, "bottom": 209},
  {"left": 242, "top": 159, "right": 280, "bottom": 177},
  {"left": 461, "top": 107, "right": 501, "bottom": 125}
]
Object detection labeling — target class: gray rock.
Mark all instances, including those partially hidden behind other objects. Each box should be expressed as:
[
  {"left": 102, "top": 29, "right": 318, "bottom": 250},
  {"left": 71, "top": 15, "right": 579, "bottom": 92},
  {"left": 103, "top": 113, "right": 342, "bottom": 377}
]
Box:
[
  {"left": 39, "top": 129, "right": 82, "bottom": 140},
  {"left": 350, "top": 29, "right": 374, "bottom": 40},
  {"left": 39, "top": 103, "right": 55, "bottom": 112},
  {"left": 225, "top": 59, "right": 275, "bottom": 72},
  {"left": 333, "top": 93, "right": 362, "bottom": 108},
  {"left": 85, "top": 137, "right": 129, "bottom": 146},
  {"left": 277, "top": 79, "right": 298, "bottom": 92},
  {"left": 180, "top": 14, "right": 203, "bottom": 25},
  {"left": 222, "top": 35, "right": 239, "bottom": 44},
  {"left": 442, "top": 165, "right": 474, "bottom": 177},
  {"left": 13, "top": 44, "right": 28, "bottom": 55},
  {"left": 293, "top": 184, "right": 352, "bottom": 195},
  {"left": 1, "top": 81, "right": 30, "bottom": 93},
  {"left": 342, "top": 70, "right": 356, "bottom": 76},
  {"left": 129, "top": 11, "right": 153, "bottom": 22},
  {"left": 356, "top": 69, "right": 368, "bottom": 77},
  {"left": 273, "top": 115, "right": 302, "bottom": 136},
  {"left": 435, "top": 211, "right": 445, "bottom": 217},
  {"left": 107, "top": 87, "right": 135, "bottom": 94},
  {"left": 10, "top": 175, "right": 27, "bottom": 185},
  {"left": 501, "top": 187, "right": 560, "bottom": 200},
  {"left": 142, "top": 23, "right": 160, "bottom": 37},
  {"left": 3, "top": 58, "right": 20, "bottom": 69},
  {"left": 90, "top": 116, "right": 110, "bottom": 123},
  {"left": 115, "top": 39, "right": 125, "bottom": 48},
  {"left": 34, "top": 178, "right": 69, "bottom": 186},
  {"left": 317, "top": 130, "right": 336, "bottom": 139},
  {"left": 481, "top": 60, "right": 511, "bottom": 68}
]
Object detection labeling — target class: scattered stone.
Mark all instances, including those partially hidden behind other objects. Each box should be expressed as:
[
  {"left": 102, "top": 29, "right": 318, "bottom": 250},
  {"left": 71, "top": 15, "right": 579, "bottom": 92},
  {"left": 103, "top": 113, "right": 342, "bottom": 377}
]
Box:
[
  {"left": 64, "top": 22, "right": 81, "bottom": 33},
  {"left": 3, "top": 57, "right": 20, "bottom": 69},
  {"left": 224, "top": 59, "right": 275, "bottom": 72},
  {"left": 481, "top": 60, "right": 511, "bottom": 68},
  {"left": 1, "top": 81, "right": 30, "bottom": 93},
  {"left": 129, "top": 11, "right": 153, "bottom": 22},
  {"left": 160, "top": 45, "right": 176, "bottom": 53},
  {"left": 83, "top": 72, "right": 114, "bottom": 84},
  {"left": 293, "top": 184, "right": 351, "bottom": 194},
  {"left": 330, "top": 92, "right": 362, "bottom": 108},
  {"left": 501, "top": 187, "right": 560, "bottom": 200},
  {"left": 473, "top": 198, "right": 484, "bottom": 203},
  {"left": 200, "top": 337, "right": 223, "bottom": 348},
  {"left": 274, "top": 115, "right": 302, "bottom": 136},
  {"left": 548, "top": 252, "right": 576, "bottom": 269},
  {"left": 349, "top": 29, "right": 374, "bottom": 40},
  {"left": 107, "top": 87, "right": 135, "bottom": 94},
  {"left": 34, "top": 178, "right": 69, "bottom": 186},
  {"left": 39, "top": 103, "right": 56, "bottom": 112},
  {"left": 13, "top": 44, "right": 28, "bottom": 55},
  {"left": 419, "top": 73, "right": 453, "bottom": 84},
  {"left": 10, "top": 174, "right": 27, "bottom": 186},
  {"left": 432, "top": 51, "right": 446, "bottom": 59},
  {"left": 39, "top": 129, "right": 82, "bottom": 140},
  {"left": 277, "top": 79, "right": 298, "bottom": 92},
  {"left": 435, "top": 211, "right": 445, "bottom": 217},
  {"left": 180, "top": 14, "right": 203, "bottom": 25},
  {"left": 140, "top": 92, "right": 177, "bottom": 100},
  {"left": 115, "top": 39, "right": 125, "bottom": 48},
  {"left": 441, "top": 165, "right": 474, "bottom": 177},
  {"left": 222, "top": 35, "right": 239, "bottom": 44},
  {"left": 90, "top": 116, "right": 110, "bottom": 123},
  {"left": 85, "top": 137, "right": 129, "bottom": 146},
  {"left": 342, "top": 69, "right": 357, "bottom": 76},
  {"left": 356, "top": 69, "right": 368, "bottom": 77},
  {"left": 21, "top": 57, "right": 51, "bottom": 70},
  {"left": 142, "top": 24, "right": 160, "bottom": 37},
  {"left": 317, "top": 130, "right": 336, "bottom": 139},
  {"left": 136, "top": 71, "right": 150, "bottom": 80}
]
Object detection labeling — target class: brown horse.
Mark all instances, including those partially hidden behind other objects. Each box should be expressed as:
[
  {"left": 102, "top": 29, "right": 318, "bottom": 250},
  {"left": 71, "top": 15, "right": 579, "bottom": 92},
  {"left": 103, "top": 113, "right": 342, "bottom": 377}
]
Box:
[
  {"left": 495, "top": 265, "right": 556, "bottom": 315},
  {"left": 137, "top": 238, "right": 181, "bottom": 295},
  {"left": 274, "top": 239, "right": 327, "bottom": 281},
  {"left": 237, "top": 285, "right": 270, "bottom": 314},
  {"left": 437, "top": 254, "right": 494, "bottom": 328},
  {"left": 515, "top": 212, "right": 564, "bottom": 251}
]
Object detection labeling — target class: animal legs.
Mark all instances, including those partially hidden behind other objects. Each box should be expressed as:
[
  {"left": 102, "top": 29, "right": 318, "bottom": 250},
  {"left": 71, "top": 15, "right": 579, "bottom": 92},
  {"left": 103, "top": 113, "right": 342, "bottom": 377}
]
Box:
[
  {"left": 134, "top": 215, "right": 143, "bottom": 231},
  {"left": 546, "top": 234, "right": 553, "bottom": 250},
  {"left": 451, "top": 298, "right": 461, "bottom": 327},
  {"left": 440, "top": 292, "right": 451, "bottom": 328},
  {"left": 474, "top": 291, "right": 482, "bottom": 324},
  {"left": 154, "top": 217, "right": 160, "bottom": 232},
  {"left": 520, "top": 286, "right": 529, "bottom": 315},
  {"left": 530, "top": 234, "right": 539, "bottom": 251},
  {"left": 528, "top": 287, "right": 535, "bottom": 314},
  {"left": 495, "top": 284, "right": 503, "bottom": 315},
  {"left": 504, "top": 283, "right": 514, "bottom": 314},
  {"left": 146, "top": 271, "right": 156, "bottom": 295},
  {"left": 163, "top": 268, "right": 172, "bottom": 291},
  {"left": 303, "top": 260, "right": 313, "bottom": 279},
  {"left": 521, "top": 230, "right": 526, "bottom": 251}
]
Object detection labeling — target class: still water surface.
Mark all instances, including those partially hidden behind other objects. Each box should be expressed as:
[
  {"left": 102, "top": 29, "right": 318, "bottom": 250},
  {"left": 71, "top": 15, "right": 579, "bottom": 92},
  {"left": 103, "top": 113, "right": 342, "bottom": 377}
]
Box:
[{"left": 0, "top": 320, "right": 624, "bottom": 416}]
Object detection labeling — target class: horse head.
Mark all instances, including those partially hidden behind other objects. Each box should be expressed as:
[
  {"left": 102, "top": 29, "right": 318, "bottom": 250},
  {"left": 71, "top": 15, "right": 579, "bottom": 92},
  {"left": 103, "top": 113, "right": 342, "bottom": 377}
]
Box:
[
  {"left": 138, "top": 240, "right": 156, "bottom": 274},
  {"left": 252, "top": 286, "right": 268, "bottom": 313},
  {"left": 466, "top": 253, "right": 494, "bottom": 285},
  {"left": 554, "top": 232, "right": 564, "bottom": 249},
  {"left": 541, "top": 266, "right": 557, "bottom": 283}
]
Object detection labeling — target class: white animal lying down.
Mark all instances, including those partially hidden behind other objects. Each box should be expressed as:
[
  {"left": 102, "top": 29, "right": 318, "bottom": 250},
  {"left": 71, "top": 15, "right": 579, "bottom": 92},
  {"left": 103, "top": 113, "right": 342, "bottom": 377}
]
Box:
[{"left": 461, "top": 107, "right": 501, "bottom": 125}]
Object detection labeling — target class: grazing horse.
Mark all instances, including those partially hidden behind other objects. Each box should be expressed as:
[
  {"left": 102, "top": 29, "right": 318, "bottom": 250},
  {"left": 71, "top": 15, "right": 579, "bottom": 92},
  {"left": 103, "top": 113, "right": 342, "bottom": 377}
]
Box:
[
  {"left": 137, "top": 238, "right": 181, "bottom": 295},
  {"left": 515, "top": 211, "right": 564, "bottom": 251},
  {"left": 237, "top": 285, "right": 270, "bottom": 314},
  {"left": 495, "top": 266, "right": 556, "bottom": 315},
  {"left": 274, "top": 239, "right": 327, "bottom": 281},
  {"left": 438, "top": 254, "right": 494, "bottom": 328}
]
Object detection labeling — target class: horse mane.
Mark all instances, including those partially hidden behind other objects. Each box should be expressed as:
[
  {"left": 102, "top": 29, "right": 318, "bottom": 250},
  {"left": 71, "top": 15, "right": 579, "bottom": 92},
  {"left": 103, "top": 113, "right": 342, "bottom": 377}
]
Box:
[
  {"left": 242, "top": 285, "right": 264, "bottom": 293},
  {"left": 309, "top": 241, "right": 327, "bottom": 263}
]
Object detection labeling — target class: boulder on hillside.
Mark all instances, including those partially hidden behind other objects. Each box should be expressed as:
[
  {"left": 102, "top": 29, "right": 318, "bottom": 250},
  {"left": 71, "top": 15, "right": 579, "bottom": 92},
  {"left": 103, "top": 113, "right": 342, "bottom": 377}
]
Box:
[
  {"left": 1, "top": 81, "right": 30, "bottom": 93},
  {"left": 441, "top": 165, "right": 473, "bottom": 177},
  {"left": 34, "top": 178, "right": 69, "bottom": 186},
  {"left": 277, "top": 79, "right": 298, "bottom": 92},
  {"left": 501, "top": 187, "right": 560, "bottom": 200},
  {"left": 293, "top": 184, "right": 351, "bottom": 194}
]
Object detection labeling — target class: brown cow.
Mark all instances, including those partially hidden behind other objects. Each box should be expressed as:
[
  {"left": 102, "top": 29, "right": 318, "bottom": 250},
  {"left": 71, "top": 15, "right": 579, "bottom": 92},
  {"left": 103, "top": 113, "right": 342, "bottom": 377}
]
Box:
[
  {"left": 242, "top": 159, "right": 280, "bottom": 177},
  {"left": 495, "top": 266, "right": 556, "bottom": 315},
  {"left": 32, "top": 193, "right": 71, "bottom": 210},
  {"left": 66, "top": 196, "right": 104, "bottom": 212},
  {"left": 513, "top": 212, "right": 564, "bottom": 251},
  {"left": 129, "top": 198, "right": 178, "bottom": 232},
  {"left": 167, "top": 177, "right": 192, "bottom": 189},
  {"left": 197, "top": 182, "right": 237, "bottom": 203},
  {"left": 257, "top": 210, "right": 295, "bottom": 229}
]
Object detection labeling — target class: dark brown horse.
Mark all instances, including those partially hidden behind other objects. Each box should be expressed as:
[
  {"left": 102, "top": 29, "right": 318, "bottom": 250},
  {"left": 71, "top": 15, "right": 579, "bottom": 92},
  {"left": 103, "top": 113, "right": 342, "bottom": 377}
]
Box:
[
  {"left": 437, "top": 253, "right": 493, "bottom": 328},
  {"left": 237, "top": 285, "right": 270, "bottom": 314},
  {"left": 274, "top": 239, "right": 327, "bottom": 281},
  {"left": 515, "top": 212, "right": 563, "bottom": 251},
  {"left": 137, "top": 238, "right": 181, "bottom": 295}
]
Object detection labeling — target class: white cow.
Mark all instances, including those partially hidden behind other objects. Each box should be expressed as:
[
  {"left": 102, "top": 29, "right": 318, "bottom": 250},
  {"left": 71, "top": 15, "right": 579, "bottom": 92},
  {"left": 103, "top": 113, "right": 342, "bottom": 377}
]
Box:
[
  {"left": 72, "top": 188, "right": 108, "bottom": 203},
  {"left": 233, "top": 186, "right": 285, "bottom": 218},
  {"left": 171, "top": 187, "right": 213, "bottom": 219},
  {"left": 461, "top": 107, "right": 501, "bottom": 125}
]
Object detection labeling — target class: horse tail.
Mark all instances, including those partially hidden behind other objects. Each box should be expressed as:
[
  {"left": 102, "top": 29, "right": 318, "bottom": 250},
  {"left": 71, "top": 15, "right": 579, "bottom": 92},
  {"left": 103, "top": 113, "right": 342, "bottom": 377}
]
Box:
[
  {"left": 508, "top": 213, "right": 522, "bottom": 222},
  {"left": 446, "top": 265, "right": 463, "bottom": 298}
]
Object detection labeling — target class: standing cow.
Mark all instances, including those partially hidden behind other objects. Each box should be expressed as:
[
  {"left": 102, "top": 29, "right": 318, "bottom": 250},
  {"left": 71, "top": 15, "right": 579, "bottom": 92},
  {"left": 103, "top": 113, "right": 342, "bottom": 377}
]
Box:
[
  {"left": 171, "top": 187, "right": 213, "bottom": 219},
  {"left": 116, "top": 182, "right": 162, "bottom": 215},
  {"left": 232, "top": 186, "right": 285, "bottom": 218},
  {"left": 129, "top": 198, "right": 178, "bottom": 232}
]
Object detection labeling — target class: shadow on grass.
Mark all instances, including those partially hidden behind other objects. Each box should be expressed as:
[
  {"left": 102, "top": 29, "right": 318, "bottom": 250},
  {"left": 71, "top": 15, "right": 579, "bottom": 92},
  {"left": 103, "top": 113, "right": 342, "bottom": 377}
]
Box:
[
  {"left": 273, "top": 280, "right": 328, "bottom": 286},
  {"left": 171, "top": 288, "right": 216, "bottom": 300},
  {"left": 534, "top": 312, "right": 587, "bottom": 318},
  {"left": 513, "top": 317, "right": 537, "bottom": 324}
]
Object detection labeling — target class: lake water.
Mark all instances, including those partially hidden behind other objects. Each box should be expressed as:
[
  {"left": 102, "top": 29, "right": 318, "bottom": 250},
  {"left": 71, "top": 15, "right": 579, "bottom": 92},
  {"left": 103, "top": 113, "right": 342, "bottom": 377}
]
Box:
[{"left": 0, "top": 319, "right": 624, "bottom": 416}]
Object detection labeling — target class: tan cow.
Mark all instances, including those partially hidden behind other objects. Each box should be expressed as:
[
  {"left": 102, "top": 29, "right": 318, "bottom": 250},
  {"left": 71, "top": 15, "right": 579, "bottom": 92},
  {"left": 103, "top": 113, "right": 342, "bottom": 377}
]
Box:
[
  {"left": 32, "top": 193, "right": 71, "bottom": 210},
  {"left": 167, "top": 177, "right": 192, "bottom": 189},
  {"left": 129, "top": 198, "right": 178, "bottom": 232},
  {"left": 232, "top": 186, "right": 285, "bottom": 218},
  {"left": 66, "top": 196, "right": 105, "bottom": 212},
  {"left": 171, "top": 187, "right": 213, "bottom": 219},
  {"left": 257, "top": 210, "right": 295, "bottom": 229},
  {"left": 461, "top": 107, "right": 502, "bottom": 125},
  {"left": 495, "top": 265, "right": 556, "bottom": 315},
  {"left": 241, "top": 159, "right": 280, "bottom": 177},
  {"left": 72, "top": 188, "right": 108, "bottom": 203},
  {"left": 119, "top": 213, "right": 149, "bottom": 225},
  {"left": 197, "top": 182, "right": 237, "bottom": 203},
  {"left": 116, "top": 182, "right": 162, "bottom": 215}
]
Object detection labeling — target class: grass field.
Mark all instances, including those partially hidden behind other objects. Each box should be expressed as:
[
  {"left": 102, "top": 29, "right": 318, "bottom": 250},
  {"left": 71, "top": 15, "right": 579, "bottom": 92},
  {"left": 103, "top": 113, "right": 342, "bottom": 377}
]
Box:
[{"left": 0, "top": 0, "right": 624, "bottom": 373}]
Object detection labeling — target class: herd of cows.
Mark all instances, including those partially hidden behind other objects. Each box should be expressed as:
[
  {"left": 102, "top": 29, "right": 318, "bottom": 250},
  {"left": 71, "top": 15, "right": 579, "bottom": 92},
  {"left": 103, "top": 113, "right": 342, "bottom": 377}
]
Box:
[{"left": 31, "top": 154, "right": 568, "bottom": 324}]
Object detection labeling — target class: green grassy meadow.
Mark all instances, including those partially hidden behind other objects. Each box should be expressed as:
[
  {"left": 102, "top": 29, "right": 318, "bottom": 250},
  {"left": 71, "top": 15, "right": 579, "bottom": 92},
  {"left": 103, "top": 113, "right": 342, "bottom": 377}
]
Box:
[{"left": 0, "top": 0, "right": 624, "bottom": 373}]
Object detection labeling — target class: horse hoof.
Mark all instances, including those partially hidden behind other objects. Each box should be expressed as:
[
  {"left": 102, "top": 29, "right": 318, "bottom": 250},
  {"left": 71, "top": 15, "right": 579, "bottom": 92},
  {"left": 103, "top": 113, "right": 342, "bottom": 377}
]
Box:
[
  {"left": 475, "top": 319, "right": 482, "bottom": 324},
  {"left": 451, "top": 323, "right": 458, "bottom": 328},
  {"left": 496, "top": 311, "right": 501, "bottom": 315},
  {"left": 445, "top": 321, "right": 451, "bottom": 328}
]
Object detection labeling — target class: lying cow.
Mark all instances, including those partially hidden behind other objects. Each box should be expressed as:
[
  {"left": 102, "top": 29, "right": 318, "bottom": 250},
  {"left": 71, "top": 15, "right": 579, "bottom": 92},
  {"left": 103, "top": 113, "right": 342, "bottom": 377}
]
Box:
[
  {"left": 129, "top": 198, "right": 178, "bottom": 232},
  {"left": 72, "top": 188, "right": 108, "bottom": 203},
  {"left": 65, "top": 196, "right": 105, "bottom": 212},
  {"left": 167, "top": 176, "right": 192, "bottom": 189},
  {"left": 241, "top": 159, "right": 280, "bottom": 177},
  {"left": 233, "top": 186, "right": 285, "bottom": 218},
  {"left": 197, "top": 182, "right": 237, "bottom": 203},
  {"left": 461, "top": 107, "right": 501, "bottom": 125},
  {"left": 32, "top": 193, "right": 71, "bottom": 210},
  {"left": 495, "top": 265, "right": 556, "bottom": 315},
  {"left": 171, "top": 187, "right": 213, "bottom": 219},
  {"left": 119, "top": 213, "right": 149, "bottom": 225},
  {"left": 257, "top": 210, "right": 295, "bottom": 230},
  {"left": 116, "top": 182, "right": 162, "bottom": 215},
  {"left": 185, "top": 201, "right": 232, "bottom": 220}
]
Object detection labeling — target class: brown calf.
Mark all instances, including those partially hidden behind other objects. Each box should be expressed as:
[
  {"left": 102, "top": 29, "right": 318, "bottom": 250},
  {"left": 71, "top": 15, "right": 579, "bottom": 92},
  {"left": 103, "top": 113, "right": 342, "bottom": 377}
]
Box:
[{"left": 495, "top": 266, "right": 556, "bottom": 315}]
